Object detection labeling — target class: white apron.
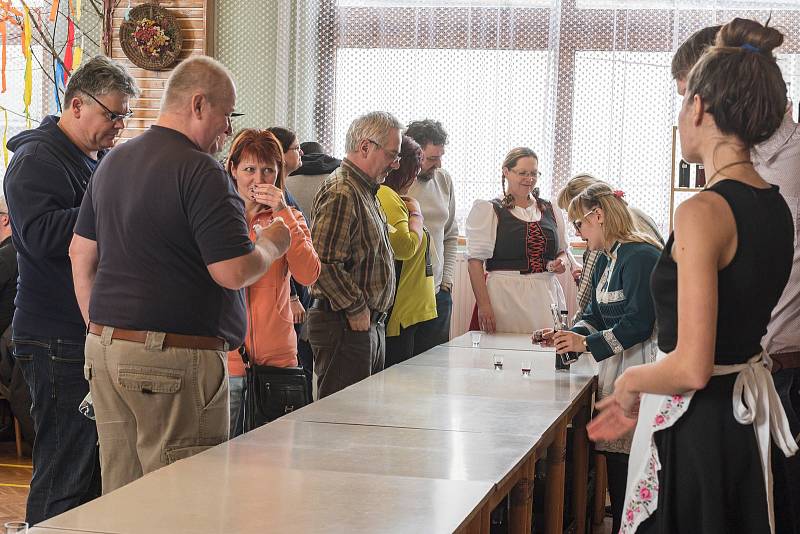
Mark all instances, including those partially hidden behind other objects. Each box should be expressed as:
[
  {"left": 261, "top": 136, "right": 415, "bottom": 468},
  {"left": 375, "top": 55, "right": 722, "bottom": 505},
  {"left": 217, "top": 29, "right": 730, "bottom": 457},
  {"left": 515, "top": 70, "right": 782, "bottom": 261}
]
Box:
[
  {"left": 486, "top": 270, "right": 565, "bottom": 334},
  {"left": 621, "top": 351, "right": 799, "bottom": 533}
]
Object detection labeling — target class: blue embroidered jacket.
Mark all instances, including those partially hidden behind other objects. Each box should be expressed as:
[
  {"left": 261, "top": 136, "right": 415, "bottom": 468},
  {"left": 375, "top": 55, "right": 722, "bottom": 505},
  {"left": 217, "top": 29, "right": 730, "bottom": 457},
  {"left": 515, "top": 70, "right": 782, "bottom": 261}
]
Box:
[{"left": 572, "top": 241, "right": 661, "bottom": 360}]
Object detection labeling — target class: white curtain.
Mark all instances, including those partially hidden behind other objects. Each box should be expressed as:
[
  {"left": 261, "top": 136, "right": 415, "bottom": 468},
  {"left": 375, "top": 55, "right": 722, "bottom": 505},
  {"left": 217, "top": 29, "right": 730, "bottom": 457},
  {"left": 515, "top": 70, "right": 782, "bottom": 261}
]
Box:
[{"left": 216, "top": 0, "right": 800, "bottom": 236}]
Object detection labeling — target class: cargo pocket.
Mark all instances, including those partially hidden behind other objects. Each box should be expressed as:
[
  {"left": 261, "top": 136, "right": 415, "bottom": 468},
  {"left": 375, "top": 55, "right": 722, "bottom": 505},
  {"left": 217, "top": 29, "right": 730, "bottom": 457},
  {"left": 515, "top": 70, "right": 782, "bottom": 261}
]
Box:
[
  {"left": 163, "top": 437, "right": 223, "bottom": 465},
  {"left": 117, "top": 366, "right": 183, "bottom": 394}
]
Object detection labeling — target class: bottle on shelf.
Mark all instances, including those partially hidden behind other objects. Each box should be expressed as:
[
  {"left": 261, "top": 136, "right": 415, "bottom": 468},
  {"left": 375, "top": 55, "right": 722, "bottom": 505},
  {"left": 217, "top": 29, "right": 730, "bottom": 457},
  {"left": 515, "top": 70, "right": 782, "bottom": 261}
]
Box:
[
  {"left": 678, "top": 159, "right": 691, "bottom": 188},
  {"left": 695, "top": 164, "right": 706, "bottom": 188}
]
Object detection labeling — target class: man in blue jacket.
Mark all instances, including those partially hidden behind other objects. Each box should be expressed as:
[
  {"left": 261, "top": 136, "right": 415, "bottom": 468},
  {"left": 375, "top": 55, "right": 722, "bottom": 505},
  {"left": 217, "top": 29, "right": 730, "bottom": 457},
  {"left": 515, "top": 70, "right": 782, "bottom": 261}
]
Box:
[{"left": 3, "top": 56, "right": 138, "bottom": 525}]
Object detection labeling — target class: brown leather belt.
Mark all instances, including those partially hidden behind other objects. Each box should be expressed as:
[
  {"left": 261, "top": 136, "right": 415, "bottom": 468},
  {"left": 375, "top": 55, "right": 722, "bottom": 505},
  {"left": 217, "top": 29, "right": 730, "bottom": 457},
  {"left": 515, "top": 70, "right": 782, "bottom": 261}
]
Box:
[
  {"left": 770, "top": 351, "right": 800, "bottom": 372},
  {"left": 88, "top": 323, "right": 228, "bottom": 351}
]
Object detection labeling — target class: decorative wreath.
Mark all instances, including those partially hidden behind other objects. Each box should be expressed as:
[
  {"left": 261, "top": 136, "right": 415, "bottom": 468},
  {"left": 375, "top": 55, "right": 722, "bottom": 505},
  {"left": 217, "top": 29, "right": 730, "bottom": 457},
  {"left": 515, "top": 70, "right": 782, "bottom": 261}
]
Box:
[{"left": 119, "top": 2, "right": 182, "bottom": 71}]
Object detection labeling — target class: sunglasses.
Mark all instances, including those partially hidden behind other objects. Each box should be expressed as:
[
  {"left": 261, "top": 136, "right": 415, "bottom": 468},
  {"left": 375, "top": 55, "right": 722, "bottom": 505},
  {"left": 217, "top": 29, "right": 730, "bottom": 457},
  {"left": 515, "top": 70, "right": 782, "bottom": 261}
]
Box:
[{"left": 572, "top": 207, "right": 599, "bottom": 232}]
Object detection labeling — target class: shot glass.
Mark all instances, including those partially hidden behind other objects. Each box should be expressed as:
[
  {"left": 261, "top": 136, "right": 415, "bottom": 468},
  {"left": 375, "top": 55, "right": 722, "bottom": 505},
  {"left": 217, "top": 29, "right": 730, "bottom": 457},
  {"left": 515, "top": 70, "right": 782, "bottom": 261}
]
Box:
[
  {"left": 493, "top": 354, "right": 504, "bottom": 370},
  {"left": 470, "top": 331, "right": 482, "bottom": 347},
  {"left": 521, "top": 360, "right": 532, "bottom": 377},
  {"left": 4, "top": 522, "right": 28, "bottom": 534}
]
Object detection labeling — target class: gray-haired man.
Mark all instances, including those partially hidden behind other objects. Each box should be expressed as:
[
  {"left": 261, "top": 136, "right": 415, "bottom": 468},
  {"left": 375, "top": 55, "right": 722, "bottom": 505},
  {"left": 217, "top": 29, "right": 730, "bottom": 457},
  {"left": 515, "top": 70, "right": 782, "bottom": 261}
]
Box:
[
  {"left": 307, "top": 111, "right": 401, "bottom": 398},
  {"left": 3, "top": 55, "right": 139, "bottom": 524}
]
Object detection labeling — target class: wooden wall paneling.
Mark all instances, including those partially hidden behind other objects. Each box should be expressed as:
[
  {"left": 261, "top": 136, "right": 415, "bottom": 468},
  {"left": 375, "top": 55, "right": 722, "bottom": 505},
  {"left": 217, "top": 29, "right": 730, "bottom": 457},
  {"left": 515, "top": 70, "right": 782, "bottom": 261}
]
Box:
[{"left": 111, "top": 0, "right": 208, "bottom": 139}]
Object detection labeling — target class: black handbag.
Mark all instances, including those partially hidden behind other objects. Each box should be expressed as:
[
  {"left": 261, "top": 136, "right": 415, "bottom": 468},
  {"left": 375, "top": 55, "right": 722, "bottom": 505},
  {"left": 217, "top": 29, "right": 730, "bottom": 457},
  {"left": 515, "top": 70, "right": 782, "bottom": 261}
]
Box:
[{"left": 240, "top": 347, "right": 310, "bottom": 432}]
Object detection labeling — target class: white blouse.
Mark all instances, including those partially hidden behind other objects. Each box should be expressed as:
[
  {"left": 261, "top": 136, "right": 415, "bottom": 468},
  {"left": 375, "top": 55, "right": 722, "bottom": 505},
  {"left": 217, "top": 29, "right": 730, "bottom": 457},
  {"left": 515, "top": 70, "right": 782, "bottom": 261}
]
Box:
[{"left": 465, "top": 198, "right": 570, "bottom": 262}]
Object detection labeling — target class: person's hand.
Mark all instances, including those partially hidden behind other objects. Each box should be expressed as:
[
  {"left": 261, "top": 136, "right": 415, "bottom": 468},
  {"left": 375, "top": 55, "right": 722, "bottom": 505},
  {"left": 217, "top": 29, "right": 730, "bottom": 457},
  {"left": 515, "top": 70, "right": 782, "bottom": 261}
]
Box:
[
  {"left": 546, "top": 258, "right": 567, "bottom": 274},
  {"left": 290, "top": 298, "right": 306, "bottom": 324},
  {"left": 532, "top": 328, "right": 555, "bottom": 346},
  {"left": 612, "top": 371, "right": 641, "bottom": 415},
  {"left": 571, "top": 265, "right": 582, "bottom": 283},
  {"left": 347, "top": 308, "right": 371, "bottom": 331},
  {"left": 250, "top": 183, "right": 287, "bottom": 212},
  {"left": 587, "top": 395, "right": 639, "bottom": 442},
  {"left": 401, "top": 196, "right": 421, "bottom": 215},
  {"left": 477, "top": 304, "right": 496, "bottom": 334},
  {"left": 255, "top": 216, "right": 290, "bottom": 258},
  {"left": 553, "top": 330, "right": 585, "bottom": 353}
]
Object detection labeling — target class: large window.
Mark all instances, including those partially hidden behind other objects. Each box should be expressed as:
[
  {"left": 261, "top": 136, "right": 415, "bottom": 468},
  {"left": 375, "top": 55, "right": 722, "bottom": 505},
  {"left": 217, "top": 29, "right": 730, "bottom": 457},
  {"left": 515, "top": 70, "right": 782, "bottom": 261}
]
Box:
[{"left": 329, "top": 1, "right": 800, "bottom": 235}]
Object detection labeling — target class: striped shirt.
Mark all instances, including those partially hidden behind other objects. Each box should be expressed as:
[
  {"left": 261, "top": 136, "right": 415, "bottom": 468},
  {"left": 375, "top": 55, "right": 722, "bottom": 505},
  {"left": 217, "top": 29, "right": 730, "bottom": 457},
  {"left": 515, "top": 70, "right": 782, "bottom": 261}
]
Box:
[{"left": 310, "top": 159, "right": 395, "bottom": 316}]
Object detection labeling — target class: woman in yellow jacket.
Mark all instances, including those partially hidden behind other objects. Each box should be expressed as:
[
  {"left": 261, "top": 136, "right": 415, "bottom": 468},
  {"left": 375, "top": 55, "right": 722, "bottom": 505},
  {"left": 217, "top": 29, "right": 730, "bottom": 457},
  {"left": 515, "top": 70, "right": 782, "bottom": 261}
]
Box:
[{"left": 377, "top": 135, "right": 437, "bottom": 367}]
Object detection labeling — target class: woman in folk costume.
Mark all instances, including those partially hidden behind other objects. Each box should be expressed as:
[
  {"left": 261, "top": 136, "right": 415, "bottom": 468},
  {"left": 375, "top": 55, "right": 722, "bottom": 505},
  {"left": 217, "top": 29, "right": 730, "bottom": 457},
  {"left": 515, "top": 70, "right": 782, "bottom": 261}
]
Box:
[
  {"left": 588, "top": 18, "right": 798, "bottom": 534},
  {"left": 465, "top": 147, "right": 575, "bottom": 334},
  {"left": 542, "top": 182, "right": 661, "bottom": 533}
]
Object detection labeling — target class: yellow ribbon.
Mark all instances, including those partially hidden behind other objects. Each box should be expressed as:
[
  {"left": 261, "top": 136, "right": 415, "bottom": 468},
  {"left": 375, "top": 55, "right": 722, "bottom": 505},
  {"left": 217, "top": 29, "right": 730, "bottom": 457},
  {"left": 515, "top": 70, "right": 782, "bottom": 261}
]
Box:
[
  {"left": 22, "top": 5, "right": 31, "bottom": 126},
  {"left": 3, "top": 108, "right": 8, "bottom": 167}
]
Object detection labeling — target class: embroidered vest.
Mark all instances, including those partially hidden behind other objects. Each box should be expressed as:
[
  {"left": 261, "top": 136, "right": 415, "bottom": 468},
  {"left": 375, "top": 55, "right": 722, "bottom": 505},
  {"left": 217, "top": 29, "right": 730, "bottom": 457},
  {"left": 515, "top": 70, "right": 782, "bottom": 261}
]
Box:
[{"left": 486, "top": 198, "right": 559, "bottom": 274}]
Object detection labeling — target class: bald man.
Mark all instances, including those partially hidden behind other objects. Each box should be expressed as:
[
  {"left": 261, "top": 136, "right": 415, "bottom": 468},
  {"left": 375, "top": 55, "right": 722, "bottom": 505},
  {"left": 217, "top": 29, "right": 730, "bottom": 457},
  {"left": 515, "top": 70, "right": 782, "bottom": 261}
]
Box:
[{"left": 70, "top": 56, "right": 290, "bottom": 492}]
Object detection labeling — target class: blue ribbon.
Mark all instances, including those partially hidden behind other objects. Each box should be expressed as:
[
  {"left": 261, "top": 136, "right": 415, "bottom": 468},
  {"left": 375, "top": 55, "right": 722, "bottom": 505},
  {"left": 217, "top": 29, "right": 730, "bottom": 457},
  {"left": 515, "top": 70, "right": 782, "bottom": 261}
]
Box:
[{"left": 741, "top": 43, "right": 761, "bottom": 54}]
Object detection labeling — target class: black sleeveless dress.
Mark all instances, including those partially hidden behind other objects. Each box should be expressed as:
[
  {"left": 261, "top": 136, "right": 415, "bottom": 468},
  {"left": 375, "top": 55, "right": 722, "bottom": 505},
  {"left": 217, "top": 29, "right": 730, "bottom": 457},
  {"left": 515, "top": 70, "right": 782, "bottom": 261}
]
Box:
[{"left": 641, "top": 180, "right": 794, "bottom": 533}]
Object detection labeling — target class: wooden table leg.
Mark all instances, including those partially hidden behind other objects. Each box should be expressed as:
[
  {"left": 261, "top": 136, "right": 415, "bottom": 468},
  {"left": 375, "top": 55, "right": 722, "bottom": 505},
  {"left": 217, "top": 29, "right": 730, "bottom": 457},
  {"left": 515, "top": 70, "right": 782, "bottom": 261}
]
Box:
[
  {"left": 508, "top": 455, "right": 535, "bottom": 534},
  {"left": 593, "top": 454, "right": 608, "bottom": 528},
  {"left": 465, "top": 506, "right": 489, "bottom": 534},
  {"left": 544, "top": 422, "right": 567, "bottom": 534},
  {"left": 572, "top": 401, "right": 591, "bottom": 534}
]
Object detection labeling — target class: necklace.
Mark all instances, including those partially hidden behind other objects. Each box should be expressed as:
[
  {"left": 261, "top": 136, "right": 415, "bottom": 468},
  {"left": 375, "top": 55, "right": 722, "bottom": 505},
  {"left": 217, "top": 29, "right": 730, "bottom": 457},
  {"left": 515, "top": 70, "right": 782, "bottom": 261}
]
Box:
[{"left": 703, "top": 160, "right": 753, "bottom": 189}]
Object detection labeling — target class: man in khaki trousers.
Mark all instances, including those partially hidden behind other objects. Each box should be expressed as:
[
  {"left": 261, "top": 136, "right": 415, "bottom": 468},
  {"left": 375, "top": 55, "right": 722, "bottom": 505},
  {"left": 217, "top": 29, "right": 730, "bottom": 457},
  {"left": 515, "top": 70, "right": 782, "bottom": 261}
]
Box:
[{"left": 69, "top": 56, "right": 290, "bottom": 493}]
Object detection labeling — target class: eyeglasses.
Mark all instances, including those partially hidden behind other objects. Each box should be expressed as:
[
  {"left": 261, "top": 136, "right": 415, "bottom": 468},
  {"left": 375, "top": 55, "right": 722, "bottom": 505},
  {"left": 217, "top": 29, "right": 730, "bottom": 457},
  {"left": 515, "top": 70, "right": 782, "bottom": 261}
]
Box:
[
  {"left": 572, "top": 207, "right": 599, "bottom": 232},
  {"left": 84, "top": 92, "right": 134, "bottom": 122},
  {"left": 367, "top": 139, "right": 401, "bottom": 162},
  {"left": 509, "top": 168, "right": 542, "bottom": 179}
]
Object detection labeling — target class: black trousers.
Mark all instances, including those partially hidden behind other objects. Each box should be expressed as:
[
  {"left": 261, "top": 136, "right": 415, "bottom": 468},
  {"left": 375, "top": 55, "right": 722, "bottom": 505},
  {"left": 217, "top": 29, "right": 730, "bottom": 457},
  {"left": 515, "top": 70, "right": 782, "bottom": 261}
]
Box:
[
  {"left": 385, "top": 323, "right": 420, "bottom": 368},
  {"left": 306, "top": 308, "right": 385, "bottom": 399},
  {"left": 602, "top": 451, "right": 629, "bottom": 534}
]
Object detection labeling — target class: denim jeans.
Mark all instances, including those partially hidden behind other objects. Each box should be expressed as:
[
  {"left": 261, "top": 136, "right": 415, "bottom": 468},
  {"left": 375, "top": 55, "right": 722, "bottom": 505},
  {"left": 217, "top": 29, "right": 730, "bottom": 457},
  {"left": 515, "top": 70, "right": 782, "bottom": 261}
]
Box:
[
  {"left": 228, "top": 375, "right": 245, "bottom": 439},
  {"left": 12, "top": 331, "right": 100, "bottom": 525},
  {"left": 412, "top": 289, "right": 452, "bottom": 355}
]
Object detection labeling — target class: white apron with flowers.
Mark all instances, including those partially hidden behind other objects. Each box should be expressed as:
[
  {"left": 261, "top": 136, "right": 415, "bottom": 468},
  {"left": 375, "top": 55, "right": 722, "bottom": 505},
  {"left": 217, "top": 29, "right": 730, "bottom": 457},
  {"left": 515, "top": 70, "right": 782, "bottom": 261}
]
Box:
[{"left": 621, "top": 350, "right": 799, "bottom": 534}]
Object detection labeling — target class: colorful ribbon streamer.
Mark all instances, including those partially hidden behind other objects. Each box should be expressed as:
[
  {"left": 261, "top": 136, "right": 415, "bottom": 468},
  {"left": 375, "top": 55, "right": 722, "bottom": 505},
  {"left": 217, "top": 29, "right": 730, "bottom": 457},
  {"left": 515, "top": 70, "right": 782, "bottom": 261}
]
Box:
[
  {"left": 22, "top": 6, "right": 32, "bottom": 126},
  {"left": 0, "top": 19, "right": 6, "bottom": 93},
  {"left": 2, "top": 109, "right": 7, "bottom": 167},
  {"left": 64, "top": 16, "right": 74, "bottom": 79},
  {"left": 48, "top": 0, "right": 58, "bottom": 21}
]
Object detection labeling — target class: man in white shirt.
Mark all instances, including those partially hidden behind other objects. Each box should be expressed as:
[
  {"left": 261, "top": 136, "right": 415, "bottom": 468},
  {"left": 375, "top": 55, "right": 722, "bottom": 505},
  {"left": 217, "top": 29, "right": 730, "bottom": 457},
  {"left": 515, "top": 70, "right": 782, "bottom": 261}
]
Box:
[{"left": 406, "top": 120, "right": 459, "bottom": 353}]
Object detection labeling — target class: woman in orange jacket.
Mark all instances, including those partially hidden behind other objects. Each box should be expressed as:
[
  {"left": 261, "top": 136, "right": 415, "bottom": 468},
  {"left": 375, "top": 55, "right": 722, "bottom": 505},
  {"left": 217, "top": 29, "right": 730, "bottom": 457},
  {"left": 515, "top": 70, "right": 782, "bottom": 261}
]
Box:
[{"left": 225, "top": 129, "right": 320, "bottom": 437}]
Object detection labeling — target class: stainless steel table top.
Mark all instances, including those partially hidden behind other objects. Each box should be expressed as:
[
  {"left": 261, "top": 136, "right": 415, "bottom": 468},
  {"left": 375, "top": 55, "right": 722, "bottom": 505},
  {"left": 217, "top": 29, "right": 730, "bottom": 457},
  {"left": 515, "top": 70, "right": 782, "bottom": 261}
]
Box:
[
  {"left": 445, "top": 332, "right": 542, "bottom": 351},
  {"left": 40, "top": 453, "right": 493, "bottom": 534}
]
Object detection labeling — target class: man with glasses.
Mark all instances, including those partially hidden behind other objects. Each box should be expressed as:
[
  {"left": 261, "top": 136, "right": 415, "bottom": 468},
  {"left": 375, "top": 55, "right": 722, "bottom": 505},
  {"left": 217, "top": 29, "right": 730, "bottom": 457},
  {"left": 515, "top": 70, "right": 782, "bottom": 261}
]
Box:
[
  {"left": 3, "top": 55, "right": 139, "bottom": 524},
  {"left": 306, "top": 111, "right": 401, "bottom": 398},
  {"left": 405, "top": 119, "right": 458, "bottom": 353},
  {"left": 70, "top": 56, "right": 290, "bottom": 493}
]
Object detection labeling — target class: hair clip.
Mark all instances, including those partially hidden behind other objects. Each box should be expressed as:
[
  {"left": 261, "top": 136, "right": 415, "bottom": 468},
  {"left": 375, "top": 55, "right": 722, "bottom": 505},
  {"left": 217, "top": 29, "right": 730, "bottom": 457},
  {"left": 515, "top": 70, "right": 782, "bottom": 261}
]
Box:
[
  {"left": 613, "top": 190, "right": 625, "bottom": 199},
  {"left": 741, "top": 43, "right": 761, "bottom": 54}
]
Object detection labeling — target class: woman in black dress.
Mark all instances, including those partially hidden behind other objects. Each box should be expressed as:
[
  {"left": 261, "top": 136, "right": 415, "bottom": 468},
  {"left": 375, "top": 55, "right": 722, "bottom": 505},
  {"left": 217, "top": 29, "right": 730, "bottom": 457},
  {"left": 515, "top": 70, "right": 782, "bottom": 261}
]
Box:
[{"left": 588, "top": 18, "right": 798, "bottom": 534}]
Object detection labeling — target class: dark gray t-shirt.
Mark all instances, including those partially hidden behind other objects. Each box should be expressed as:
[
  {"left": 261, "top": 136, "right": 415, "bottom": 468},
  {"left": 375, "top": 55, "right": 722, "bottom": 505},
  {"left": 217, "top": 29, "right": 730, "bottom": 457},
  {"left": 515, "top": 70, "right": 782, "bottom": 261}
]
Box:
[{"left": 74, "top": 126, "right": 254, "bottom": 346}]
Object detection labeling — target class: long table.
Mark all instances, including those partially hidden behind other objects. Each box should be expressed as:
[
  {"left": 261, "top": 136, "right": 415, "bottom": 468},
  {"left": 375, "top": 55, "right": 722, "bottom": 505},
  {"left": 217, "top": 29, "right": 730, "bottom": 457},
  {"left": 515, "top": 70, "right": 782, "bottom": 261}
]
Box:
[{"left": 39, "top": 333, "right": 597, "bottom": 534}]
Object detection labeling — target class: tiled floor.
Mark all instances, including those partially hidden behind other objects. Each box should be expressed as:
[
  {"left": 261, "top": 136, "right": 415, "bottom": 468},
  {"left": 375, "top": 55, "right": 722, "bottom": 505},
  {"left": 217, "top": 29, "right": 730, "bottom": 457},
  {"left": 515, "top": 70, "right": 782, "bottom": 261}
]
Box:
[{"left": 0, "top": 439, "right": 31, "bottom": 526}]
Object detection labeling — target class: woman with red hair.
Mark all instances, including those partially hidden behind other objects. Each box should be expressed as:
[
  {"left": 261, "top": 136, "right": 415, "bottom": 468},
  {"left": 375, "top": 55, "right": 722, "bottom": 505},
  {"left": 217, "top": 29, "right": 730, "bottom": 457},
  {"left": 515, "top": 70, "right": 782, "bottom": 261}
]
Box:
[{"left": 225, "top": 129, "right": 320, "bottom": 437}]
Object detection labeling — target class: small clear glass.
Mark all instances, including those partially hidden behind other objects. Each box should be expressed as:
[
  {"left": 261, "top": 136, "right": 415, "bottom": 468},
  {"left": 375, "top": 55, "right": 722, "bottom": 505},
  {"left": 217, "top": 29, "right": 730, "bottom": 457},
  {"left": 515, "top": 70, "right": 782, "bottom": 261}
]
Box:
[
  {"left": 521, "top": 360, "right": 532, "bottom": 377},
  {"left": 470, "top": 331, "right": 482, "bottom": 347},
  {"left": 493, "top": 354, "right": 504, "bottom": 370},
  {"left": 5, "top": 522, "right": 28, "bottom": 534}
]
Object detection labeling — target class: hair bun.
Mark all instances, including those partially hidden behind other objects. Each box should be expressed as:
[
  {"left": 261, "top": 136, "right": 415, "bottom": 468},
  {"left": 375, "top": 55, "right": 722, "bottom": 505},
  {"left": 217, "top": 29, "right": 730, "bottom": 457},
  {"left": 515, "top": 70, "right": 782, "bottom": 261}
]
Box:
[{"left": 717, "top": 17, "right": 784, "bottom": 56}]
